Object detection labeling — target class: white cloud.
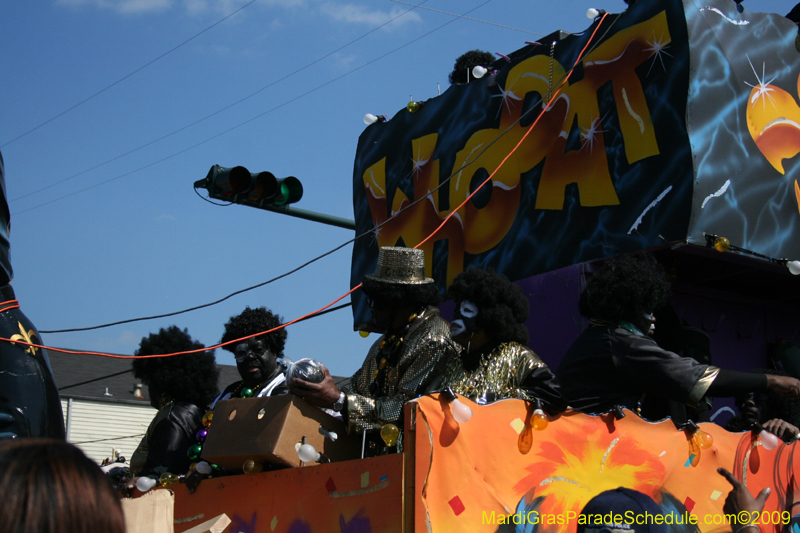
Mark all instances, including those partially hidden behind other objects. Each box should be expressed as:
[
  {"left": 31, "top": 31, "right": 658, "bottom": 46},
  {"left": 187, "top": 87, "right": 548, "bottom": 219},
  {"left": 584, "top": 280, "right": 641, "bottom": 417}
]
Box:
[
  {"left": 319, "top": 3, "right": 422, "bottom": 28},
  {"left": 184, "top": 0, "right": 305, "bottom": 16},
  {"left": 57, "top": 0, "right": 173, "bottom": 14}
]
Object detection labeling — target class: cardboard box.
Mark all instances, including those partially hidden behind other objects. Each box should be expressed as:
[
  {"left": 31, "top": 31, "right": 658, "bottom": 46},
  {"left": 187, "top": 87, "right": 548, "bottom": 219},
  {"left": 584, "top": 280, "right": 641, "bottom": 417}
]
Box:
[{"left": 201, "top": 395, "right": 360, "bottom": 470}]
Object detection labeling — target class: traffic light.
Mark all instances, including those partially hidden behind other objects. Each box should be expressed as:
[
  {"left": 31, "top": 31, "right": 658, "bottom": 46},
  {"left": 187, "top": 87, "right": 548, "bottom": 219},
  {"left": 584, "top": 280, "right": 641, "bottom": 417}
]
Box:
[{"left": 194, "top": 165, "right": 303, "bottom": 208}]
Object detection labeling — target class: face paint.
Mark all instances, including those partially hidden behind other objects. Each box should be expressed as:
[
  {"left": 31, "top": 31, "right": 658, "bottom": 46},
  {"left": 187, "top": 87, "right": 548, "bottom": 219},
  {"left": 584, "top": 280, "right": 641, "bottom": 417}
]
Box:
[{"left": 450, "top": 300, "right": 479, "bottom": 338}]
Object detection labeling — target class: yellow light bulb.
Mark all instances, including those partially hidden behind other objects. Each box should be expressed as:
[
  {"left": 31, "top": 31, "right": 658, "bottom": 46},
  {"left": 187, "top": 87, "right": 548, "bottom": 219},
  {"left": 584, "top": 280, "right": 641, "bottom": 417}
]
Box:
[
  {"left": 243, "top": 459, "right": 263, "bottom": 475},
  {"left": 159, "top": 472, "right": 180, "bottom": 487},
  {"left": 532, "top": 409, "right": 549, "bottom": 431},
  {"left": 380, "top": 423, "right": 400, "bottom": 447}
]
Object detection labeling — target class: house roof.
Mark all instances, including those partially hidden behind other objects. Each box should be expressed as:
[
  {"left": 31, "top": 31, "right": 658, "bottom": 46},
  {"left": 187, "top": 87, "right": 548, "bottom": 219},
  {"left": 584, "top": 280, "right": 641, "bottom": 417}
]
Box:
[{"left": 47, "top": 351, "right": 348, "bottom": 405}]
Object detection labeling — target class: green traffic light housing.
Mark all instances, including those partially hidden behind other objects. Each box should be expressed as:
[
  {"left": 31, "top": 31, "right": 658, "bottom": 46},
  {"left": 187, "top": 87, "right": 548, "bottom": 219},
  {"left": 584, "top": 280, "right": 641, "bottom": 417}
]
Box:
[
  {"left": 273, "top": 176, "right": 303, "bottom": 206},
  {"left": 195, "top": 164, "right": 354, "bottom": 230},
  {"left": 195, "top": 165, "right": 303, "bottom": 207}
]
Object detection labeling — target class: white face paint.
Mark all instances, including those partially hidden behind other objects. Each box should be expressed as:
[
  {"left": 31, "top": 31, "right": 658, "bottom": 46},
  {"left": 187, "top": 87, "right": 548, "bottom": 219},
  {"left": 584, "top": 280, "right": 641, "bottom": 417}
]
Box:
[
  {"left": 450, "top": 300, "right": 479, "bottom": 337},
  {"left": 450, "top": 319, "right": 467, "bottom": 336},
  {"left": 460, "top": 300, "right": 478, "bottom": 318}
]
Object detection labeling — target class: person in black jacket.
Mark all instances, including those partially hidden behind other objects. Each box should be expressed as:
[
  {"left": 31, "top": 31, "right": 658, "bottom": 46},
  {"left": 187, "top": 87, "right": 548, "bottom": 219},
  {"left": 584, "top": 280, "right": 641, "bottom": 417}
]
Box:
[
  {"left": 129, "top": 326, "right": 219, "bottom": 481},
  {"left": 555, "top": 253, "right": 800, "bottom": 424},
  {"left": 213, "top": 306, "right": 289, "bottom": 407},
  {"left": 0, "top": 150, "right": 65, "bottom": 440}
]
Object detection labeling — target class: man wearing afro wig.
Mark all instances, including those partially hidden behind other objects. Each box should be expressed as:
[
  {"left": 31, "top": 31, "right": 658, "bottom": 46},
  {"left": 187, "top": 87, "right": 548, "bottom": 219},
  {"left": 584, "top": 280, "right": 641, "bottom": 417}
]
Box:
[
  {"left": 434, "top": 268, "right": 565, "bottom": 413},
  {"left": 213, "top": 306, "right": 289, "bottom": 407},
  {"left": 556, "top": 253, "right": 800, "bottom": 423}
]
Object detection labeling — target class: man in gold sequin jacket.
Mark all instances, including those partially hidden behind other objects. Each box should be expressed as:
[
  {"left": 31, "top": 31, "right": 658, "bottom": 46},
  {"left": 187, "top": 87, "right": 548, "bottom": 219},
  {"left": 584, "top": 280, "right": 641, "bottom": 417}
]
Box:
[{"left": 289, "top": 247, "right": 458, "bottom": 437}]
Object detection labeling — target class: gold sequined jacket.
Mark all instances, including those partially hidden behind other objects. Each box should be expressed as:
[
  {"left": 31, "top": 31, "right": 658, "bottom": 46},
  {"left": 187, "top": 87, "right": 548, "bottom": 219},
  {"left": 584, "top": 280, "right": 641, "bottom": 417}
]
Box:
[
  {"left": 344, "top": 306, "right": 457, "bottom": 431},
  {"left": 435, "top": 341, "right": 565, "bottom": 411}
]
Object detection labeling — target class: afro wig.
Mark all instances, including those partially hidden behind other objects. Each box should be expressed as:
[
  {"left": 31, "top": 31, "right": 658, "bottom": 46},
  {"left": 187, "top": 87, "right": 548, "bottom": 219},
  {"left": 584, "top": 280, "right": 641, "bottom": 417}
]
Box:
[
  {"left": 220, "top": 306, "right": 287, "bottom": 358},
  {"left": 361, "top": 278, "right": 442, "bottom": 309},
  {"left": 448, "top": 50, "right": 496, "bottom": 84},
  {"left": 132, "top": 326, "right": 219, "bottom": 408},
  {"left": 447, "top": 268, "right": 530, "bottom": 345},
  {"left": 579, "top": 253, "right": 671, "bottom": 323}
]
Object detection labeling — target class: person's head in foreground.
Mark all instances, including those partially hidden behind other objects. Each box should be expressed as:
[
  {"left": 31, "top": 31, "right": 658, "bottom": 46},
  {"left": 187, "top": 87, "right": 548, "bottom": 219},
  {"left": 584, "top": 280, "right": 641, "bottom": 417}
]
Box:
[
  {"left": 577, "top": 487, "right": 666, "bottom": 533},
  {"left": 0, "top": 438, "right": 126, "bottom": 533}
]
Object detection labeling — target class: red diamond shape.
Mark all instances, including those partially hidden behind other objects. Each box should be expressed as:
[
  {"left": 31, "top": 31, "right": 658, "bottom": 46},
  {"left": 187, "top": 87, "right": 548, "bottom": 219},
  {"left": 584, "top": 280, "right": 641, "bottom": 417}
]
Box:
[
  {"left": 684, "top": 496, "right": 695, "bottom": 514},
  {"left": 448, "top": 495, "right": 465, "bottom": 516},
  {"left": 325, "top": 477, "right": 337, "bottom": 493}
]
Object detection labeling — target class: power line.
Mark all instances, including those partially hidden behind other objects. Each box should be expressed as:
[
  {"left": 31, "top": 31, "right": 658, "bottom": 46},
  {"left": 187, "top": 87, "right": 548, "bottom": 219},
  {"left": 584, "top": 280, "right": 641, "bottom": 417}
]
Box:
[
  {"left": 59, "top": 369, "right": 133, "bottom": 391},
  {"left": 0, "top": 0, "right": 260, "bottom": 149},
  {"left": 10, "top": 0, "right": 430, "bottom": 204},
  {"left": 11, "top": 0, "right": 490, "bottom": 217},
  {"left": 71, "top": 434, "right": 145, "bottom": 445},
  {"left": 34, "top": 8, "right": 620, "bottom": 338}
]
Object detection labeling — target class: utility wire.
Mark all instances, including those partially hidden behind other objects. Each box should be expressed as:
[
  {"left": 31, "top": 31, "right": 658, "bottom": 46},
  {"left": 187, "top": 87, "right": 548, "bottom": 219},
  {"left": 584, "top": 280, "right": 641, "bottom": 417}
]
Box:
[
  {"left": 71, "top": 434, "right": 145, "bottom": 445},
  {"left": 10, "top": 0, "right": 430, "bottom": 204},
  {"left": 12, "top": 0, "right": 486, "bottom": 217},
  {"left": 39, "top": 12, "right": 618, "bottom": 335},
  {"left": 59, "top": 369, "right": 133, "bottom": 391},
  {"left": 0, "top": 0, "right": 260, "bottom": 149}
]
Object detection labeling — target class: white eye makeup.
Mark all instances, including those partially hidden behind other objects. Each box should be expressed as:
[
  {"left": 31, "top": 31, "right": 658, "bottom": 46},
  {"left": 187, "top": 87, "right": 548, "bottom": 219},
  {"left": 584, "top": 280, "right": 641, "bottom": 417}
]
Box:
[{"left": 460, "top": 300, "right": 478, "bottom": 318}]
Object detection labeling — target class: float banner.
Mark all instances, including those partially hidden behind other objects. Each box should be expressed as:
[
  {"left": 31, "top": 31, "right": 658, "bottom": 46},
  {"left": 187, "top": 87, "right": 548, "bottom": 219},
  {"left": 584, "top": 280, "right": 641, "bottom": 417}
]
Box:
[{"left": 351, "top": 0, "right": 800, "bottom": 328}]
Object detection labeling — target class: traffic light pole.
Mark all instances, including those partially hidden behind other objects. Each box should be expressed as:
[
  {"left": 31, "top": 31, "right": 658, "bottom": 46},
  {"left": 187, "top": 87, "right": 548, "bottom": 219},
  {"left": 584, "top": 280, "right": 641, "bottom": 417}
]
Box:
[{"left": 259, "top": 204, "right": 355, "bottom": 231}]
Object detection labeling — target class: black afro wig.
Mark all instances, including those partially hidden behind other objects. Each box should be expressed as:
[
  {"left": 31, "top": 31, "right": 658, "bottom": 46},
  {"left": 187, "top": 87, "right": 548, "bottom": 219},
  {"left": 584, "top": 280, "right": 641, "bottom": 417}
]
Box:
[
  {"left": 448, "top": 50, "right": 496, "bottom": 84},
  {"left": 220, "top": 306, "right": 287, "bottom": 358},
  {"left": 448, "top": 268, "right": 529, "bottom": 345},
  {"left": 132, "top": 326, "right": 219, "bottom": 408},
  {"left": 579, "top": 253, "right": 671, "bottom": 323}
]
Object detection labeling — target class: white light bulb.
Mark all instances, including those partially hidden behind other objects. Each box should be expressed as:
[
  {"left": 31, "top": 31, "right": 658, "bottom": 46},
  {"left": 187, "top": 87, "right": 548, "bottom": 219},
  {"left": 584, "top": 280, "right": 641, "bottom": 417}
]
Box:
[
  {"left": 195, "top": 461, "right": 212, "bottom": 475},
  {"left": 451, "top": 398, "right": 473, "bottom": 423},
  {"left": 136, "top": 476, "right": 157, "bottom": 492},
  {"left": 787, "top": 260, "right": 800, "bottom": 275},
  {"left": 297, "top": 443, "right": 320, "bottom": 463},
  {"left": 760, "top": 430, "right": 780, "bottom": 450},
  {"left": 363, "top": 113, "right": 378, "bottom": 125},
  {"left": 587, "top": 8, "right": 600, "bottom": 18},
  {"left": 471, "top": 65, "right": 488, "bottom": 79}
]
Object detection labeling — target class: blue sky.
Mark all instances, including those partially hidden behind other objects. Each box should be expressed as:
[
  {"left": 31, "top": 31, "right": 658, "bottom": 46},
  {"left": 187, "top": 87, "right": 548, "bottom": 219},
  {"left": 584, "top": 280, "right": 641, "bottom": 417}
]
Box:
[{"left": 1, "top": 0, "right": 795, "bottom": 377}]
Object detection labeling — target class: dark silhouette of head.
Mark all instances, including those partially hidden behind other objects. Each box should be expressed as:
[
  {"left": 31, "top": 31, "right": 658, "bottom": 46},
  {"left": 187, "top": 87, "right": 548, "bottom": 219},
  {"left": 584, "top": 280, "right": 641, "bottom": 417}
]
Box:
[
  {"left": 448, "top": 268, "right": 529, "bottom": 345},
  {"left": 132, "top": 326, "right": 219, "bottom": 409},
  {"left": 448, "top": 50, "right": 495, "bottom": 84},
  {"left": 579, "top": 253, "right": 671, "bottom": 332}
]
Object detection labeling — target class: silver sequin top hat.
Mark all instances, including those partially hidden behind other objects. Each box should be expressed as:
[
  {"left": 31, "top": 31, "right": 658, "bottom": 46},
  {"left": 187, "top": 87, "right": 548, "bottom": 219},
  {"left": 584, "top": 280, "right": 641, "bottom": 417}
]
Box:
[{"left": 364, "top": 246, "right": 434, "bottom": 285}]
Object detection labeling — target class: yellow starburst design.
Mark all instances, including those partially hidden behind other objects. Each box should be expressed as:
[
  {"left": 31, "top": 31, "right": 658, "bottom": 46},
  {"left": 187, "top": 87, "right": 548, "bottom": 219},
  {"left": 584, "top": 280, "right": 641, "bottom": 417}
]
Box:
[
  {"left": 10, "top": 321, "right": 38, "bottom": 356},
  {"left": 514, "top": 420, "right": 665, "bottom": 525}
]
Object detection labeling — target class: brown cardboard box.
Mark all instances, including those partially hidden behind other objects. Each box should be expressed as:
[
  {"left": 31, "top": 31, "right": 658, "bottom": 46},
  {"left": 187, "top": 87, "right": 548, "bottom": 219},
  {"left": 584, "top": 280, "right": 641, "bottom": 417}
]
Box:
[{"left": 201, "top": 395, "right": 360, "bottom": 470}]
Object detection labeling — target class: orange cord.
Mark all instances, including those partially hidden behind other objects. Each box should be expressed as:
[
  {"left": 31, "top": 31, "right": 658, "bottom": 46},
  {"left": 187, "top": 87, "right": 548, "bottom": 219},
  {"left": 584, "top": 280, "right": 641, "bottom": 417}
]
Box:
[{"left": 1, "top": 15, "right": 608, "bottom": 360}]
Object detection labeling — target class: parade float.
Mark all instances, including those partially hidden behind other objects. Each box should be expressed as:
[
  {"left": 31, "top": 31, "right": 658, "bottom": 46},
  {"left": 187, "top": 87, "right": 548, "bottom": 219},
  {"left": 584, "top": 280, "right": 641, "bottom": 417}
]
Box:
[{"left": 161, "top": 0, "right": 800, "bottom": 530}]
